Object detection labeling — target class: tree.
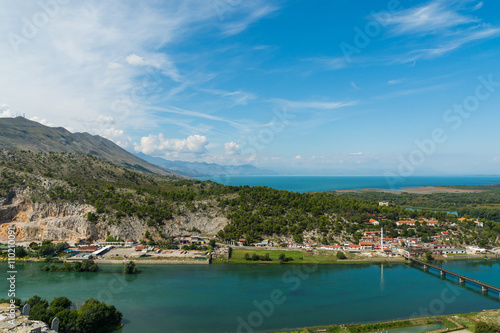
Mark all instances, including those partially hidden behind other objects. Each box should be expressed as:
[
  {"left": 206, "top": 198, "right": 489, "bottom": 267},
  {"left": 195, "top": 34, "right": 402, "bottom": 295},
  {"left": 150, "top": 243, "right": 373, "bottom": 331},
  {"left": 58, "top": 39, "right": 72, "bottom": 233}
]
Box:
[
  {"left": 124, "top": 261, "right": 139, "bottom": 274},
  {"left": 81, "top": 259, "right": 99, "bottom": 272},
  {"left": 337, "top": 251, "right": 347, "bottom": 260},
  {"left": 425, "top": 251, "right": 434, "bottom": 261},
  {"left": 15, "top": 246, "right": 27, "bottom": 258},
  {"left": 209, "top": 239, "right": 217, "bottom": 248},
  {"left": 75, "top": 298, "right": 122, "bottom": 333}
]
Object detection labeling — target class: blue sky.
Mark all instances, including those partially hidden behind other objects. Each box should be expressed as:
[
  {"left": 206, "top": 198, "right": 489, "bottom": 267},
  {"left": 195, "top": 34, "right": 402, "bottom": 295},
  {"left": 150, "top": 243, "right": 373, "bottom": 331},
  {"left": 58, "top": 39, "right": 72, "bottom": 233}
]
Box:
[{"left": 1, "top": 0, "right": 500, "bottom": 175}]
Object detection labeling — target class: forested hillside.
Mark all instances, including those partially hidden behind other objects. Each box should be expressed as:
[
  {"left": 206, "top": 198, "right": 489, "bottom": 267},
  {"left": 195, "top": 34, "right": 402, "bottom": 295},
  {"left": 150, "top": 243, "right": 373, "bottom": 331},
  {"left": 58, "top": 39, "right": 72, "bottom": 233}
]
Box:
[
  {"left": 335, "top": 187, "right": 500, "bottom": 221},
  {"left": 1, "top": 150, "right": 499, "bottom": 247}
]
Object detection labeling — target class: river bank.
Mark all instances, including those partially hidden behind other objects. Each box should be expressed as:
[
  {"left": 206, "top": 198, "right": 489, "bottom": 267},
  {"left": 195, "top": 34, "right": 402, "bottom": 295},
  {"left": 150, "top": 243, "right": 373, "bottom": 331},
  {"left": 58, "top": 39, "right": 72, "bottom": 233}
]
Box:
[
  {"left": 275, "top": 308, "right": 500, "bottom": 333},
  {"left": 3, "top": 252, "right": 496, "bottom": 266}
]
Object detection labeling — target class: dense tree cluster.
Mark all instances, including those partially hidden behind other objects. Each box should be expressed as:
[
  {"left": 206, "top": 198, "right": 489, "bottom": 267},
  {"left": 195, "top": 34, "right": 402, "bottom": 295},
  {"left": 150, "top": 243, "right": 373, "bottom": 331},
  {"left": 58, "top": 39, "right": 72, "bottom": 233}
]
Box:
[
  {"left": 336, "top": 186, "right": 500, "bottom": 221},
  {"left": 41, "top": 259, "right": 99, "bottom": 272},
  {"left": 0, "top": 295, "right": 122, "bottom": 333},
  {"left": 217, "top": 186, "right": 405, "bottom": 242}
]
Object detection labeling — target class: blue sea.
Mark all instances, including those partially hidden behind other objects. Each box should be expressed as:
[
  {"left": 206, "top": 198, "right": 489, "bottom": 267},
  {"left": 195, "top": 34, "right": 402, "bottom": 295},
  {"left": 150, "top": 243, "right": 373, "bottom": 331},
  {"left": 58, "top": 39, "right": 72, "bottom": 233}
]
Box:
[{"left": 196, "top": 175, "right": 500, "bottom": 193}]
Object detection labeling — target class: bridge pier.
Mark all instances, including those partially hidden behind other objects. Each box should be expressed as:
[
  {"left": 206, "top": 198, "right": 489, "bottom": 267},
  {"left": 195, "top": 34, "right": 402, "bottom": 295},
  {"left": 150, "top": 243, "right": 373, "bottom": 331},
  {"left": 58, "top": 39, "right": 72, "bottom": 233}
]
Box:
[
  {"left": 441, "top": 270, "right": 446, "bottom": 278},
  {"left": 459, "top": 278, "right": 465, "bottom": 284},
  {"left": 482, "top": 286, "right": 488, "bottom": 293},
  {"left": 424, "top": 265, "right": 428, "bottom": 271}
]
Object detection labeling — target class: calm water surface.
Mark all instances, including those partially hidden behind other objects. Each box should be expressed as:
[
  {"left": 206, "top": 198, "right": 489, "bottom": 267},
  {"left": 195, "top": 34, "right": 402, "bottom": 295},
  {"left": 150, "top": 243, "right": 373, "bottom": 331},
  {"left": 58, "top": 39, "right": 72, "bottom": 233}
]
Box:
[
  {"left": 196, "top": 176, "right": 500, "bottom": 193},
  {"left": 2, "top": 260, "right": 500, "bottom": 332}
]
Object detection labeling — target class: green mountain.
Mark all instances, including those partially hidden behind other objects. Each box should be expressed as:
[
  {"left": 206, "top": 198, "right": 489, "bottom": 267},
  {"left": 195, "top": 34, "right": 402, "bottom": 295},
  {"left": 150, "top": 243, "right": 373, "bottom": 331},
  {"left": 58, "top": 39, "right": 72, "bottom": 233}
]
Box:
[{"left": 0, "top": 117, "right": 183, "bottom": 178}]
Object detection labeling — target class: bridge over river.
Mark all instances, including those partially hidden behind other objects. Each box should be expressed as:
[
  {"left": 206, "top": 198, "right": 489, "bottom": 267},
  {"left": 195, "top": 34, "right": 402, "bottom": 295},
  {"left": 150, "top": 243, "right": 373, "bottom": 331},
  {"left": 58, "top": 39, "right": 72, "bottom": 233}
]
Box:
[{"left": 407, "top": 257, "right": 500, "bottom": 296}]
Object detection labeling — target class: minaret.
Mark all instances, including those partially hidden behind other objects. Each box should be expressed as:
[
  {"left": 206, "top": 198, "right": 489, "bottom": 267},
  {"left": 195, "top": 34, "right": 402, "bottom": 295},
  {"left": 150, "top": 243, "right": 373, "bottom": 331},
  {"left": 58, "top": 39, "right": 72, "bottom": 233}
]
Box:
[{"left": 381, "top": 227, "right": 384, "bottom": 253}]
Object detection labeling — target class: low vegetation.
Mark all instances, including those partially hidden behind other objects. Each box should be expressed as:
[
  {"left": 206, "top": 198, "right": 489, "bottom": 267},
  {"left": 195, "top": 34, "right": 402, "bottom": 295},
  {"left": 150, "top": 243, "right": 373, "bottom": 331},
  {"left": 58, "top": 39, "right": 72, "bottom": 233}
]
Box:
[
  {"left": 0, "top": 295, "right": 122, "bottom": 333},
  {"left": 40, "top": 259, "right": 99, "bottom": 272}
]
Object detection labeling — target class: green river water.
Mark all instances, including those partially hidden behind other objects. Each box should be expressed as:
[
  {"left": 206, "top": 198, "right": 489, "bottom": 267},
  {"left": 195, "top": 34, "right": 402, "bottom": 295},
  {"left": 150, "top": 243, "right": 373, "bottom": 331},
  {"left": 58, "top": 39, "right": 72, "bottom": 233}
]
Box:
[{"left": 2, "top": 260, "right": 500, "bottom": 332}]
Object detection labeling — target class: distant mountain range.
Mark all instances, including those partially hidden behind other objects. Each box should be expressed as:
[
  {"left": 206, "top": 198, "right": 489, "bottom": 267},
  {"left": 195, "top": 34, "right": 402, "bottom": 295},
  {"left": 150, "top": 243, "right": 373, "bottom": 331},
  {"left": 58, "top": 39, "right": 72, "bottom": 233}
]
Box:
[
  {"left": 0, "top": 117, "right": 184, "bottom": 178},
  {"left": 136, "top": 152, "right": 275, "bottom": 177}
]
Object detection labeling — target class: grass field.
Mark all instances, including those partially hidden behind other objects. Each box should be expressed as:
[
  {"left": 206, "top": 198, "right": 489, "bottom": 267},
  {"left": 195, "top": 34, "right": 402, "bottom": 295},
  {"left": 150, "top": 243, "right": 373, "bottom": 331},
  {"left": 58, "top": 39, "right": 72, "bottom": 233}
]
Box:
[
  {"left": 275, "top": 309, "right": 500, "bottom": 333},
  {"left": 212, "top": 248, "right": 406, "bottom": 265}
]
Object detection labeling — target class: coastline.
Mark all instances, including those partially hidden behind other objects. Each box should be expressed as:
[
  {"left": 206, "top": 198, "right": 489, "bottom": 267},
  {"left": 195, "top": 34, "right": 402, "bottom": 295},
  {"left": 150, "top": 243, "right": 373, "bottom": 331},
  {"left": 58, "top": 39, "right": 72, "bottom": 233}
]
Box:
[
  {"left": 4, "top": 253, "right": 496, "bottom": 266},
  {"left": 272, "top": 310, "right": 492, "bottom": 333}
]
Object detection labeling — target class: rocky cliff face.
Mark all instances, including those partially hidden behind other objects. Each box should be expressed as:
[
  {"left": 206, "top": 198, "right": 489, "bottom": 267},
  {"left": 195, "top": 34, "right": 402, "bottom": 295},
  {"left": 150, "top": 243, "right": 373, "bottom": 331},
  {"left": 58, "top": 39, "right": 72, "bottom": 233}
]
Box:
[{"left": 0, "top": 191, "right": 228, "bottom": 243}]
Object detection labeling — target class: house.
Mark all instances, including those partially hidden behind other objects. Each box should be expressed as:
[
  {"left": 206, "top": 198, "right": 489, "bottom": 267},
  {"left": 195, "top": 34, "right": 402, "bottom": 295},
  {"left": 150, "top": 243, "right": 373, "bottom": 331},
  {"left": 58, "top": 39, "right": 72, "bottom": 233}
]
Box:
[
  {"left": 359, "top": 242, "right": 374, "bottom": 250},
  {"left": 396, "top": 220, "right": 439, "bottom": 227},
  {"left": 475, "top": 221, "right": 484, "bottom": 227},
  {"left": 256, "top": 240, "right": 269, "bottom": 247},
  {"left": 369, "top": 219, "right": 380, "bottom": 225},
  {"left": 135, "top": 246, "right": 145, "bottom": 251},
  {"left": 78, "top": 246, "right": 99, "bottom": 253},
  {"left": 379, "top": 201, "right": 389, "bottom": 206},
  {"left": 237, "top": 239, "right": 246, "bottom": 246},
  {"left": 466, "top": 246, "right": 486, "bottom": 254},
  {"left": 348, "top": 244, "right": 361, "bottom": 252},
  {"left": 441, "top": 248, "right": 466, "bottom": 254}
]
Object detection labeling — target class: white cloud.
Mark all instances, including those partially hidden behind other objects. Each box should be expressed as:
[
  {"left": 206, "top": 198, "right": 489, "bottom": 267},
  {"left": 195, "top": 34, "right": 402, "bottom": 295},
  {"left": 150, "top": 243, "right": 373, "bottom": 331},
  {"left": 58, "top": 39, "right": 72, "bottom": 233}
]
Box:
[
  {"left": 295, "top": 155, "right": 303, "bottom": 160},
  {"left": 304, "top": 56, "right": 348, "bottom": 71},
  {"left": 0, "top": 1, "right": 275, "bottom": 138},
  {"left": 201, "top": 89, "right": 257, "bottom": 106},
  {"left": 225, "top": 141, "right": 241, "bottom": 155},
  {"left": 472, "top": 1, "right": 483, "bottom": 11},
  {"left": 222, "top": 5, "right": 279, "bottom": 36},
  {"left": 0, "top": 104, "right": 13, "bottom": 118},
  {"left": 134, "top": 134, "right": 208, "bottom": 156},
  {"left": 29, "top": 116, "right": 53, "bottom": 126},
  {"left": 125, "top": 53, "right": 181, "bottom": 82},
  {"left": 107, "top": 62, "right": 123, "bottom": 69},
  {"left": 389, "top": 2, "right": 475, "bottom": 36},
  {"left": 350, "top": 152, "right": 363, "bottom": 155},
  {"left": 386, "top": 0, "right": 500, "bottom": 63},
  {"left": 388, "top": 79, "right": 405, "bottom": 85},
  {"left": 271, "top": 98, "right": 357, "bottom": 110}
]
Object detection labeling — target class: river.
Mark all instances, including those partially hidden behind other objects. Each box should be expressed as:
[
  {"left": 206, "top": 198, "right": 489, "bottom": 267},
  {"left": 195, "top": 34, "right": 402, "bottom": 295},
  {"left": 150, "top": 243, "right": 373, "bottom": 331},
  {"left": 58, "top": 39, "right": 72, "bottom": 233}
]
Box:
[{"left": 2, "top": 260, "right": 500, "bottom": 332}]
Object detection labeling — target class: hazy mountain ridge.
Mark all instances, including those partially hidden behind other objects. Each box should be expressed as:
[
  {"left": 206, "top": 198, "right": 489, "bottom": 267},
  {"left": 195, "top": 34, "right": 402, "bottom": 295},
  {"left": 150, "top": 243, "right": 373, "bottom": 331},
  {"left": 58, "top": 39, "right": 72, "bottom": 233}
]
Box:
[
  {"left": 0, "top": 117, "right": 184, "bottom": 178},
  {"left": 136, "top": 152, "right": 275, "bottom": 177}
]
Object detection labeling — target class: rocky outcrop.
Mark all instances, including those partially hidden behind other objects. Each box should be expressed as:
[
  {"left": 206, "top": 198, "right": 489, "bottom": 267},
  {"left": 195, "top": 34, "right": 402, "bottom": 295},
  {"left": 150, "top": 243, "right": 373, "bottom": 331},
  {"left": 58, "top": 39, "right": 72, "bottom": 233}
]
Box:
[
  {"left": 0, "top": 199, "right": 98, "bottom": 242},
  {"left": 0, "top": 194, "right": 229, "bottom": 243}
]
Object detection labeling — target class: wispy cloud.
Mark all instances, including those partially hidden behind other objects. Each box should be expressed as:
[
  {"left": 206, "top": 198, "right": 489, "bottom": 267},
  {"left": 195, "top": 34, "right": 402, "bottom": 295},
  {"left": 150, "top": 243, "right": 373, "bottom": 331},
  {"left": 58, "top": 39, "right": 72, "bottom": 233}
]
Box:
[
  {"left": 221, "top": 5, "right": 279, "bottom": 36},
  {"left": 389, "top": 1, "right": 475, "bottom": 36},
  {"left": 302, "top": 56, "right": 348, "bottom": 71},
  {"left": 270, "top": 98, "right": 358, "bottom": 110},
  {"left": 386, "top": 0, "right": 500, "bottom": 62},
  {"left": 387, "top": 79, "right": 405, "bottom": 85},
  {"left": 0, "top": 0, "right": 277, "bottom": 147}
]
